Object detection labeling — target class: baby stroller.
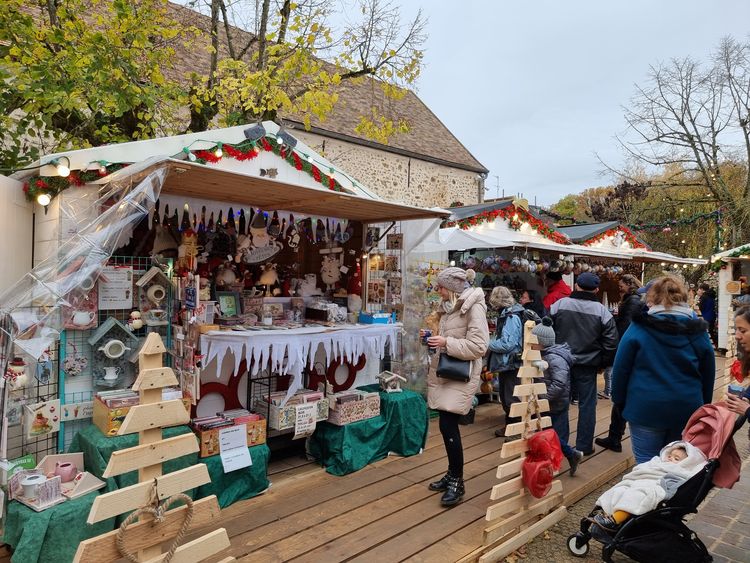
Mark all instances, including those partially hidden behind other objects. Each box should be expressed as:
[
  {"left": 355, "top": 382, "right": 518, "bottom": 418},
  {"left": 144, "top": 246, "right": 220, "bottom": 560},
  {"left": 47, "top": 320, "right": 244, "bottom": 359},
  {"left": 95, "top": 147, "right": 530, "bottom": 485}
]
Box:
[{"left": 566, "top": 403, "right": 744, "bottom": 562}]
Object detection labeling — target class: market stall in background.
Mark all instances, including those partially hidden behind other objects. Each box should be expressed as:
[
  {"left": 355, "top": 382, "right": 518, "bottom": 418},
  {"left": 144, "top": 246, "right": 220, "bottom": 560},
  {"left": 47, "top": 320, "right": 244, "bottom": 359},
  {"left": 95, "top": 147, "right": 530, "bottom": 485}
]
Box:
[
  {"left": 711, "top": 243, "right": 750, "bottom": 352},
  {"left": 0, "top": 122, "right": 444, "bottom": 561}
]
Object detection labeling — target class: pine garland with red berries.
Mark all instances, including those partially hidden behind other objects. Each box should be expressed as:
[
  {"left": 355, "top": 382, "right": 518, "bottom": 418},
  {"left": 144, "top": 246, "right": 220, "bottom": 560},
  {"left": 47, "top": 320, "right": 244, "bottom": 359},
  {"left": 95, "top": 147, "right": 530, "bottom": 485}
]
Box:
[
  {"left": 23, "top": 136, "right": 352, "bottom": 202},
  {"left": 581, "top": 227, "right": 648, "bottom": 249},
  {"left": 444, "top": 204, "right": 570, "bottom": 245}
]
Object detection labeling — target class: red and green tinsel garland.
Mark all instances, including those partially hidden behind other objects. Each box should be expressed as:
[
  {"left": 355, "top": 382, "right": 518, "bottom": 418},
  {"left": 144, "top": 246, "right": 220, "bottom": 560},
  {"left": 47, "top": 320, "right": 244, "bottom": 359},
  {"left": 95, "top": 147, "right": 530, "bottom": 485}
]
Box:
[
  {"left": 22, "top": 164, "right": 128, "bottom": 203},
  {"left": 23, "top": 136, "right": 352, "bottom": 202},
  {"left": 582, "top": 227, "right": 648, "bottom": 250},
  {"left": 443, "top": 204, "right": 570, "bottom": 245}
]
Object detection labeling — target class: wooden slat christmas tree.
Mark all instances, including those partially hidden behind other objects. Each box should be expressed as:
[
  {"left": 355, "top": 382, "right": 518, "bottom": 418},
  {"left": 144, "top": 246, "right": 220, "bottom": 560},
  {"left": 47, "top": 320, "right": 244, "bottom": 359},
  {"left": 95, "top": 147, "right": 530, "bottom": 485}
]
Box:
[
  {"left": 74, "top": 333, "right": 234, "bottom": 563},
  {"left": 461, "top": 321, "right": 566, "bottom": 562}
]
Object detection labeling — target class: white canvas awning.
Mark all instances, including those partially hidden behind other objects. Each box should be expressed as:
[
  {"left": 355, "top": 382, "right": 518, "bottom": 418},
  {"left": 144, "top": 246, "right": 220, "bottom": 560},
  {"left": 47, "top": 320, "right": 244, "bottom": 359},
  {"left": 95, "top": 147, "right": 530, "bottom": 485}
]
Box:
[{"left": 711, "top": 243, "right": 750, "bottom": 263}]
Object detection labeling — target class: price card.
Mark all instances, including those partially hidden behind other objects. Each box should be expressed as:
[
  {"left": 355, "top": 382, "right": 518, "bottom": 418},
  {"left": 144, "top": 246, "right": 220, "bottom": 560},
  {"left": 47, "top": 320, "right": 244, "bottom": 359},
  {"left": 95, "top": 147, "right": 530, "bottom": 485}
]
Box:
[
  {"left": 219, "top": 424, "right": 252, "bottom": 473},
  {"left": 293, "top": 402, "right": 317, "bottom": 440}
]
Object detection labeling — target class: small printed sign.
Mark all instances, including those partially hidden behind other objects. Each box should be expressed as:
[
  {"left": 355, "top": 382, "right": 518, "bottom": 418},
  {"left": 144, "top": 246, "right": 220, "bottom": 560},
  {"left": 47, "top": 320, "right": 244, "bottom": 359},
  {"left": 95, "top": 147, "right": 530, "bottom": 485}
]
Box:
[{"left": 219, "top": 424, "right": 252, "bottom": 473}]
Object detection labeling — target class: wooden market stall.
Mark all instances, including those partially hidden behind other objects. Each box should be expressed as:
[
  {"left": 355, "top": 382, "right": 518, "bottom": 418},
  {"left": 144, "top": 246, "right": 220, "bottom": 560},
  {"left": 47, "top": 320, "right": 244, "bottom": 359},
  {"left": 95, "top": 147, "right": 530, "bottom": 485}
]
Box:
[{"left": 0, "top": 121, "right": 446, "bottom": 562}]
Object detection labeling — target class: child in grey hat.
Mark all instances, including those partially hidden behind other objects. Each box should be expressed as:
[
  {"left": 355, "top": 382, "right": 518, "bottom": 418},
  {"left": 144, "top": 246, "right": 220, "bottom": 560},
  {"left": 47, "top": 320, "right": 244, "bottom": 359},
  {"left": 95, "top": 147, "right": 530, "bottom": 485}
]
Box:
[{"left": 532, "top": 317, "right": 584, "bottom": 476}]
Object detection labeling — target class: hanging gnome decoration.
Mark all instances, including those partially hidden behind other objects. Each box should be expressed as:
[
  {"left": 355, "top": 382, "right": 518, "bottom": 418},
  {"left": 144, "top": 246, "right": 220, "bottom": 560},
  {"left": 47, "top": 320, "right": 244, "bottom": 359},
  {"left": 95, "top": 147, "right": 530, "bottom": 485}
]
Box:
[
  {"left": 243, "top": 210, "right": 282, "bottom": 263},
  {"left": 249, "top": 211, "right": 270, "bottom": 249}
]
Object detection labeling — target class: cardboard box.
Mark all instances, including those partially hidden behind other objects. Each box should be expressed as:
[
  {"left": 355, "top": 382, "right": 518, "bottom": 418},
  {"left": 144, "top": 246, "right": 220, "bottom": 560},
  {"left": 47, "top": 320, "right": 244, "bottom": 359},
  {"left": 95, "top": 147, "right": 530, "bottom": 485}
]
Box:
[
  {"left": 358, "top": 312, "right": 397, "bottom": 324},
  {"left": 327, "top": 392, "right": 380, "bottom": 426},
  {"left": 93, "top": 396, "right": 191, "bottom": 437},
  {"left": 194, "top": 417, "right": 267, "bottom": 458},
  {"left": 256, "top": 397, "right": 330, "bottom": 431}
]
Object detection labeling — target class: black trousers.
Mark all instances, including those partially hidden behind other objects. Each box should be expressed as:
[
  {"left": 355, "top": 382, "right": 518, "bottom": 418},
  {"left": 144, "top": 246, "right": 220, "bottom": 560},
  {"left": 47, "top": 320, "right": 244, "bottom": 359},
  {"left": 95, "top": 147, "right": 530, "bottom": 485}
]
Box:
[
  {"left": 438, "top": 410, "right": 464, "bottom": 478},
  {"left": 499, "top": 369, "right": 521, "bottom": 425},
  {"left": 607, "top": 402, "right": 627, "bottom": 444}
]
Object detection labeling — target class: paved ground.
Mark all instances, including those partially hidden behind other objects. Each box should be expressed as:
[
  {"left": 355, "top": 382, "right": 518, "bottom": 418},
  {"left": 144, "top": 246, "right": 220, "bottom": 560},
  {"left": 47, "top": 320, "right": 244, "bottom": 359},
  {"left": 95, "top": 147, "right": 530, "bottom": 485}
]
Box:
[{"left": 520, "top": 420, "right": 750, "bottom": 562}]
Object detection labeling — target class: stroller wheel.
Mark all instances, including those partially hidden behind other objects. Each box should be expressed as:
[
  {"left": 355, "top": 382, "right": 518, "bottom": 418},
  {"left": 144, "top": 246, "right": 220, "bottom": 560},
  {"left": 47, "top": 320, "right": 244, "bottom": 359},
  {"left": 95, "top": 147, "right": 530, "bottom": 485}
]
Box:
[{"left": 567, "top": 533, "right": 590, "bottom": 557}]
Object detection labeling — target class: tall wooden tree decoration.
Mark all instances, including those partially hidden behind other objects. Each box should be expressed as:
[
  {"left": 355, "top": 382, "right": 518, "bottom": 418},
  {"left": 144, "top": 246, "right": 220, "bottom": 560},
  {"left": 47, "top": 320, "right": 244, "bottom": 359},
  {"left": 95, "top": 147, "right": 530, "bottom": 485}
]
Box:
[
  {"left": 463, "top": 321, "right": 567, "bottom": 562},
  {"left": 75, "top": 333, "right": 234, "bottom": 563}
]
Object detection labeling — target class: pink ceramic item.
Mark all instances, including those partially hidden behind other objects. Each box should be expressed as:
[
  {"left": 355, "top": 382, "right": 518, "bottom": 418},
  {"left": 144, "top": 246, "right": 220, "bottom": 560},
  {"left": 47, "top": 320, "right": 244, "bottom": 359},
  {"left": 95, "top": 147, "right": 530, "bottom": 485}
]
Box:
[{"left": 54, "top": 461, "right": 78, "bottom": 483}]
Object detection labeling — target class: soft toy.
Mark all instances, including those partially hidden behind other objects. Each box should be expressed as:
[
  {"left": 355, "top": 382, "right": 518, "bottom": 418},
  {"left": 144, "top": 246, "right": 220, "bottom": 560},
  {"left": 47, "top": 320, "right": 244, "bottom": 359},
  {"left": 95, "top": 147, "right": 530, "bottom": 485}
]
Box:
[{"left": 259, "top": 263, "right": 281, "bottom": 296}]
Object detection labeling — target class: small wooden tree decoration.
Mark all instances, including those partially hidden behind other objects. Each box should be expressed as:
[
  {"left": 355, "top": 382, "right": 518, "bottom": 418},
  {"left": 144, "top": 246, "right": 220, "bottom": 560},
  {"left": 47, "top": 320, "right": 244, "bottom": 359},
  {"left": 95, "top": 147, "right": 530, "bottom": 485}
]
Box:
[
  {"left": 462, "top": 321, "right": 567, "bottom": 562},
  {"left": 75, "top": 333, "right": 234, "bottom": 563}
]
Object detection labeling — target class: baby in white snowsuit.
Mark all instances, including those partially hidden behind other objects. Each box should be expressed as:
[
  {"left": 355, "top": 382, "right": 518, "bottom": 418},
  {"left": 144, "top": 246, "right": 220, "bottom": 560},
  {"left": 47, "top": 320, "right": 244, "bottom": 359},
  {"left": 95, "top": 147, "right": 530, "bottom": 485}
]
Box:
[{"left": 590, "top": 440, "right": 707, "bottom": 534}]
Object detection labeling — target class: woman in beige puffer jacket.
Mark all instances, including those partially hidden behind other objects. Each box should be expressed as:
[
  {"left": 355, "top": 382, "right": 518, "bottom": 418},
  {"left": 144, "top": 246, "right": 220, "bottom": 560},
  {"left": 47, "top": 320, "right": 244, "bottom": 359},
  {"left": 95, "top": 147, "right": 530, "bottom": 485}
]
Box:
[{"left": 425, "top": 267, "right": 489, "bottom": 507}]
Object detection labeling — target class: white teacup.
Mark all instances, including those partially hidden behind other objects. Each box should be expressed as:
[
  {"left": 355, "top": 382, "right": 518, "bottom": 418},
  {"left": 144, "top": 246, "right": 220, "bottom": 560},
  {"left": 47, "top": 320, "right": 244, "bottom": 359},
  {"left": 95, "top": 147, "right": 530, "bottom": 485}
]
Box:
[
  {"left": 71, "top": 310, "right": 95, "bottom": 327},
  {"left": 102, "top": 366, "right": 122, "bottom": 381},
  {"left": 99, "top": 339, "right": 130, "bottom": 359},
  {"left": 146, "top": 284, "right": 166, "bottom": 305}
]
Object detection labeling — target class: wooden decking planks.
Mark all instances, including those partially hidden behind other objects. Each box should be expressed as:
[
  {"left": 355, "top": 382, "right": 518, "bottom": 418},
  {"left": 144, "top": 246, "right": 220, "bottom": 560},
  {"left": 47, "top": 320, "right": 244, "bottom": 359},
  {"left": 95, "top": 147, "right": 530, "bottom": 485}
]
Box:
[{"left": 197, "top": 395, "right": 629, "bottom": 563}]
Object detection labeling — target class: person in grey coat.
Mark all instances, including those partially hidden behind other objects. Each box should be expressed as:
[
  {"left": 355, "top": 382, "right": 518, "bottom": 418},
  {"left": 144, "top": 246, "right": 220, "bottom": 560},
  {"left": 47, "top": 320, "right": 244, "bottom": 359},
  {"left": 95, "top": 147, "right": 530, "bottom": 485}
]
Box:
[{"left": 532, "top": 318, "right": 583, "bottom": 475}]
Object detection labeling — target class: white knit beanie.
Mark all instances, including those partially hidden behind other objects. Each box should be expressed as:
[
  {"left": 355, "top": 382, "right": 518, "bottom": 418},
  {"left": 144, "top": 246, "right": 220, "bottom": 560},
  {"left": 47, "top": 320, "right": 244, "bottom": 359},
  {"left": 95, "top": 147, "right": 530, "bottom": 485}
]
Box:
[{"left": 437, "top": 267, "right": 474, "bottom": 294}]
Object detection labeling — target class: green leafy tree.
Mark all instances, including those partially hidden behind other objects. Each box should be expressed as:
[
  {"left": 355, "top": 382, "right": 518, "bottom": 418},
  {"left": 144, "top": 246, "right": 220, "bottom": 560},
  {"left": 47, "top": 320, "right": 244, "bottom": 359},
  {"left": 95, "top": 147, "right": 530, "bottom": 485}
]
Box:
[
  {"left": 0, "top": 0, "right": 426, "bottom": 172},
  {"left": 186, "top": 0, "right": 426, "bottom": 142},
  {"left": 0, "top": 0, "right": 196, "bottom": 171}
]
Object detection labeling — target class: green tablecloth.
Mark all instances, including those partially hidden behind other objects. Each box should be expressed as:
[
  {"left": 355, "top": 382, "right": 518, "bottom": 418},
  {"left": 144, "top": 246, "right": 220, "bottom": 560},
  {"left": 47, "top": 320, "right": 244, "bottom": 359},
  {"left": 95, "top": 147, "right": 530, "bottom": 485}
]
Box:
[
  {"left": 197, "top": 443, "right": 271, "bottom": 508},
  {"left": 307, "top": 384, "right": 428, "bottom": 476},
  {"left": 3, "top": 491, "right": 113, "bottom": 563},
  {"left": 68, "top": 424, "right": 198, "bottom": 493}
]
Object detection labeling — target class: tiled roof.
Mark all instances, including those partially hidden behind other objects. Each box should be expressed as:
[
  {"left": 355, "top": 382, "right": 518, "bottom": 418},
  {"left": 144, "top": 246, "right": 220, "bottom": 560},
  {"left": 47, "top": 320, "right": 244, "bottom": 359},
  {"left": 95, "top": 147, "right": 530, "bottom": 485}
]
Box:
[
  {"left": 556, "top": 221, "right": 622, "bottom": 243},
  {"left": 166, "top": 3, "right": 488, "bottom": 173}
]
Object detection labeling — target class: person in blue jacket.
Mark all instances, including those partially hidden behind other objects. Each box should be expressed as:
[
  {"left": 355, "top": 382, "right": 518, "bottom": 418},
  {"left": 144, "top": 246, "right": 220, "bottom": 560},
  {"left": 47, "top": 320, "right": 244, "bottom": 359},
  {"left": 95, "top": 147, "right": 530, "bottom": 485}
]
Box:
[
  {"left": 698, "top": 283, "right": 717, "bottom": 347},
  {"left": 488, "top": 286, "right": 524, "bottom": 437},
  {"left": 611, "top": 275, "right": 715, "bottom": 464}
]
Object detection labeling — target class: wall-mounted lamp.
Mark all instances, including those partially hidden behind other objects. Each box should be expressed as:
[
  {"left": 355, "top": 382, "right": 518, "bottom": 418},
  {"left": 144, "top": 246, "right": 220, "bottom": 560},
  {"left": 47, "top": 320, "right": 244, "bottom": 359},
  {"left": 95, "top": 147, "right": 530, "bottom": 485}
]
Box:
[
  {"left": 37, "top": 192, "right": 51, "bottom": 214},
  {"left": 48, "top": 156, "right": 70, "bottom": 177}
]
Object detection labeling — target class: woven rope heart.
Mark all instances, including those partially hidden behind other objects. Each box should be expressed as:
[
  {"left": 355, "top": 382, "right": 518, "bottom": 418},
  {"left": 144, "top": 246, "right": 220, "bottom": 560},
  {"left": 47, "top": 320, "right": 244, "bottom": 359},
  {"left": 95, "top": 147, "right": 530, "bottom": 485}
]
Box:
[{"left": 117, "top": 493, "right": 194, "bottom": 563}]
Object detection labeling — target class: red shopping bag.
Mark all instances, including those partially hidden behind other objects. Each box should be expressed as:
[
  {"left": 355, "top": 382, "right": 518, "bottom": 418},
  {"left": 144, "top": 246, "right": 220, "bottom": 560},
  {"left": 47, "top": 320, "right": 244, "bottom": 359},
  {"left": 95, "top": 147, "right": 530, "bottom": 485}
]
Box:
[{"left": 522, "top": 429, "right": 563, "bottom": 498}]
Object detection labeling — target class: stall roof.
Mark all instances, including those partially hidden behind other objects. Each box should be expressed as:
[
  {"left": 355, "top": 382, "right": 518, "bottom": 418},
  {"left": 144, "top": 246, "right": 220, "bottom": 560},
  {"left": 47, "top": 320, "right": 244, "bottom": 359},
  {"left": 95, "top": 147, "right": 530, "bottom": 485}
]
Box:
[
  {"left": 446, "top": 199, "right": 515, "bottom": 221},
  {"left": 711, "top": 243, "right": 750, "bottom": 263},
  {"left": 96, "top": 157, "right": 448, "bottom": 223},
  {"left": 556, "top": 221, "right": 621, "bottom": 243}
]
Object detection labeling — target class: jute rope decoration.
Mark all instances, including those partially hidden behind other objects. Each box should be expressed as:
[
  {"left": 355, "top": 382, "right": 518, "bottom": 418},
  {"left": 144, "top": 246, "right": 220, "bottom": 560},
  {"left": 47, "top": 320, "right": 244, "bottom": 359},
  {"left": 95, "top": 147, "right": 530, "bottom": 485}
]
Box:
[
  {"left": 116, "top": 479, "right": 195, "bottom": 563},
  {"left": 522, "top": 394, "right": 543, "bottom": 440}
]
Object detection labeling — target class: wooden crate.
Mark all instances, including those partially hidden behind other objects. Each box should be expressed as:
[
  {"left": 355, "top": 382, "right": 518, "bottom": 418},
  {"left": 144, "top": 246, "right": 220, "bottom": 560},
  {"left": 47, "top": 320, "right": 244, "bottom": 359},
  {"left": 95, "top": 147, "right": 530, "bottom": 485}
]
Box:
[
  {"left": 256, "top": 398, "right": 330, "bottom": 431},
  {"left": 327, "top": 393, "right": 380, "bottom": 426},
  {"left": 194, "top": 417, "right": 267, "bottom": 458},
  {"left": 93, "top": 396, "right": 190, "bottom": 437}
]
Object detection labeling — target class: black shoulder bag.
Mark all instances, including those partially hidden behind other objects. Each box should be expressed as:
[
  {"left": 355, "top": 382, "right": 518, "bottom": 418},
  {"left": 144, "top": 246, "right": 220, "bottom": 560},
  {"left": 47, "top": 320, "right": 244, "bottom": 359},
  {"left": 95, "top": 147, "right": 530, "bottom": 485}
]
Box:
[{"left": 436, "top": 353, "right": 471, "bottom": 382}]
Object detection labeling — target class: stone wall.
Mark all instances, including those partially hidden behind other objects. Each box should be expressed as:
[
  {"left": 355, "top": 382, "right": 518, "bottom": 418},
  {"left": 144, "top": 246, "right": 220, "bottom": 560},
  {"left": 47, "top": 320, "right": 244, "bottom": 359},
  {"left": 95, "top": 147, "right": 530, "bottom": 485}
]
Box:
[{"left": 294, "top": 131, "right": 483, "bottom": 208}]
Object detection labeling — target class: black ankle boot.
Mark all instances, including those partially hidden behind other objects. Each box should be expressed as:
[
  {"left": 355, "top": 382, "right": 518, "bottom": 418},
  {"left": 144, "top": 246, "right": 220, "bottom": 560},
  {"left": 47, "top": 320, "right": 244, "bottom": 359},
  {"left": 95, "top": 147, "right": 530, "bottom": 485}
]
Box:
[
  {"left": 428, "top": 471, "right": 453, "bottom": 491},
  {"left": 440, "top": 476, "right": 465, "bottom": 506}
]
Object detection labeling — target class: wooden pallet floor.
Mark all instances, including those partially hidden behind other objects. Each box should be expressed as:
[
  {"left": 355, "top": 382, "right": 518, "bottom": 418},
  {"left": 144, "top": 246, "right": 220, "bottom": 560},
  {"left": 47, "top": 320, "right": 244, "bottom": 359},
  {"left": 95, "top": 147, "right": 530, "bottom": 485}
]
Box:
[
  {"left": 1, "top": 358, "right": 726, "bottom": 562},
  {"left": 190, "top": 395, "right": 636, "bottom": 563}
]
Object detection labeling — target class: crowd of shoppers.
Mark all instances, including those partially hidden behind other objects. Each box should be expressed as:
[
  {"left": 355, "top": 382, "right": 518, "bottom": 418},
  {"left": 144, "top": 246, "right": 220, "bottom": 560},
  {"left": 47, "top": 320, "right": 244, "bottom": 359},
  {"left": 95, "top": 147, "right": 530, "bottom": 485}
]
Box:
[{"left": 425, "top": 265, "right": 723, "bottom": 508}]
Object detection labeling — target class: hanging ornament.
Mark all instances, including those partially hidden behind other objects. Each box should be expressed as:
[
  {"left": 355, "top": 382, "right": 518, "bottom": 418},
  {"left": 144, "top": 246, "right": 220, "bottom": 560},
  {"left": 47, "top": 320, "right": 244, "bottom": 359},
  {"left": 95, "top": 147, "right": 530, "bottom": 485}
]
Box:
[
  {"left": 226, "top": 207, "right": 236, "bottom": 232},
  {"left": 238, "top": 209, "right": 246, "bottom": 235},
  {"left": 286, "top": 214, "right": 300, "bottom": 249},
  {"left": 268, "top": 211, "right": 281, "bottom": 237}
]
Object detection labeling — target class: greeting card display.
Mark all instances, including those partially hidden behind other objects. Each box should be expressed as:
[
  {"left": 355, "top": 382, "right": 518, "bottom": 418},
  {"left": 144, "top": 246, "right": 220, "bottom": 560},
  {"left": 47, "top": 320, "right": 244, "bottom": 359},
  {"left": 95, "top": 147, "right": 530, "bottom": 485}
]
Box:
[{"left": 24, "top": 399, "right": 61, "bottom": 439}]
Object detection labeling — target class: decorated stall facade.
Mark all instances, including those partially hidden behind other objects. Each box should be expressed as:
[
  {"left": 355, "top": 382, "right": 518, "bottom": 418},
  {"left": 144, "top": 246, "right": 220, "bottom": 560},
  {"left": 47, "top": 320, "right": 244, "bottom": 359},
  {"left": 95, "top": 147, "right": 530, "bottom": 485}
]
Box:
[
  {"left": 711, "top": 243, "right": 750, "bottom": 351},
  {"left": 0, "top": 122, "right": 442, "bottom": 560}
]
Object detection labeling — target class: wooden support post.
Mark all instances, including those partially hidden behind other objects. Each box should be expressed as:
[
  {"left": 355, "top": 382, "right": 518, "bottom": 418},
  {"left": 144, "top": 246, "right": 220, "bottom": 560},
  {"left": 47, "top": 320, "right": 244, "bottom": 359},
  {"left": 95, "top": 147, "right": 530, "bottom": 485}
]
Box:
[
  {"left": 475, "top": 320, "right": 566, "bottom": 561},
  {"left": 81, "top": 333, "right": 233, "bottom": 563}
]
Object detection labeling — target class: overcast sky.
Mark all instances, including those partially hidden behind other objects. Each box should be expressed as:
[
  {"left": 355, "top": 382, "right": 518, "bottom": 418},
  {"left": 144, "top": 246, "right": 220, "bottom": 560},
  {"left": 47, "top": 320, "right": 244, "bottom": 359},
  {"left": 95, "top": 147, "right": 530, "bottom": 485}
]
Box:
[{"left": 392, "top": 0, "right": 750, "bottom": 206}]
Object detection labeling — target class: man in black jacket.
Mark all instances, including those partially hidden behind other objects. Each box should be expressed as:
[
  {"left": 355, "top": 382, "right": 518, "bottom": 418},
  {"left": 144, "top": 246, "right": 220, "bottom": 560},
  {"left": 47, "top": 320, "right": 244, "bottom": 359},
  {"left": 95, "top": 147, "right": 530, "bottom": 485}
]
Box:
[{"left": 551, "top": 272, "right": 619, "bottom": 455}]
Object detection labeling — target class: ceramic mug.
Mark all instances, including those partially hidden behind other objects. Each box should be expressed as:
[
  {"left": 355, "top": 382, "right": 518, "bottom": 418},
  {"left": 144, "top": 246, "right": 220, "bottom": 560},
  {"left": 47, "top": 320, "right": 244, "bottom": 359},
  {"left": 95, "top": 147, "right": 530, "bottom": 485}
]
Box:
[
  {"left": 102, "top": 366, "right": 122, "bottom": 381},
  {"left": 20, "top": 474, "right": 46, "bottom": 498},
  {"left": 146, "top": 284, "right": 166, "bottom": 304},
  {"left": 71, "top": 310, "right": 96, "bottom": 327},
  {"left": 99, "top": 339, "right": 130, "bottom": 359},
  {"left": 54, "top": 461, "right": 78, "bottom": 483},
  {"left": 79, "top": 276, "right": 96, "bottom": 291}
]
